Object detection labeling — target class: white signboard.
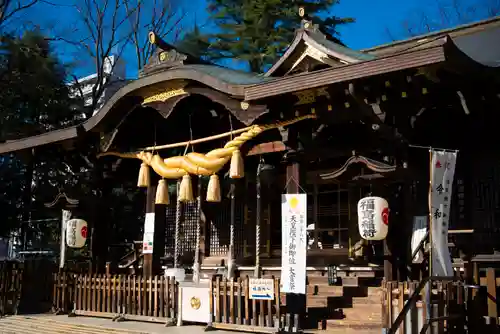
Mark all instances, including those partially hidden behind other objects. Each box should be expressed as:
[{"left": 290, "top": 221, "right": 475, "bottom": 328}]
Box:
[
  {"left": 144, "top": 212, "right": 155, "bottom": 233},
  {"left": 411, "top": 216, "right": 428, "bottom": 264},
  {"left": 249, "top": 278, "right": 275, "bottom": 300},
  {"left": 281, "top": 194, "right": 307, "bottom": 294},
  {"left": 66, "top": 219, "right": 88, "bottom": 248},
  {"left": 430, "top": 149, "right": 457, "bottom": 276},
  {"left": 143, "top": 213, "right": 155, "bottom": 254}
]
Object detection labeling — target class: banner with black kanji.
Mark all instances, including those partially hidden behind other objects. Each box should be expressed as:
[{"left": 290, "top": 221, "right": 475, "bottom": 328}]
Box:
[{"left": 430, "top": 149, "right": 457, "bottom": 276}]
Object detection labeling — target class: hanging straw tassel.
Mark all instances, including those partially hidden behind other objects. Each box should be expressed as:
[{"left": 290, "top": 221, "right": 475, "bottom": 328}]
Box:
[
  {"left": 155, "top": 179, "right": 170, "bottom": 205},
  {"left": 229, "top": 149, "right": 244, "bottom": 179},
  {"left": 206, "top": 174, "right": 221, "bottom": 203},
  {"left": 178, "top": 174, "right": 194, "bottom": 202},
  {"left": 137, "top": 163, "right": 150, "bottom": 187}
]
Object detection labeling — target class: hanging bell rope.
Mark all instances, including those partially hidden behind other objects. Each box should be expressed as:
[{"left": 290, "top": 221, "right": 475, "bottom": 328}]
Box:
[
  {"left": 124, "top": 114, "right": 316, "bottom": 153},
  {"left": 99, "top": 114, "right": 316, "bottom": 183}
]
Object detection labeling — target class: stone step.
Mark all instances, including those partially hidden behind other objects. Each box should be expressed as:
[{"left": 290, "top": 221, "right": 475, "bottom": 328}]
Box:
[
  {"left": 306, "top": 285, "right": 382, "bottom": 295},
  {"left": 307, "top": 295, "right": 382, "bottom": 307},
  {"left": 325, "top": 320, "right": 383, "bottom": 330}
]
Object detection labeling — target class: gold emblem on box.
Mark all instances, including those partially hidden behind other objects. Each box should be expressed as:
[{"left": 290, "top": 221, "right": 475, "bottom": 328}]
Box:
[{"left": 190, "top": 296, "right": 201, "bottom": 310}]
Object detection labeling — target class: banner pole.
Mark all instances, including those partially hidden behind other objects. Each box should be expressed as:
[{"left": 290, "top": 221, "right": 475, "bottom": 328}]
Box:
[{"left": 426, "top": 148, "right": 433, "bottom": 326}]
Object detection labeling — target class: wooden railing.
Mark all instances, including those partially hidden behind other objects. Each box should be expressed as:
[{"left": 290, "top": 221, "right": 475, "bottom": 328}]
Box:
[
  {"left": 209, "top": 276, "right": 283, "bottom": 333},
  {"left": 53, "top": 272, "right": 178, "bottom": 323},
  {"left": 383, "top": 278, "right": 465, "bottom": 334}
]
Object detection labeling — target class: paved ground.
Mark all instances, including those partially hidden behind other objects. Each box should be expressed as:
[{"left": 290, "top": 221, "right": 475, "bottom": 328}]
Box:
[
  {"left": 0, "top": 315, "right": 232, "bottom": 334},
  {"left": 0, "top": 314, "right": 382, "bottom": 334}
]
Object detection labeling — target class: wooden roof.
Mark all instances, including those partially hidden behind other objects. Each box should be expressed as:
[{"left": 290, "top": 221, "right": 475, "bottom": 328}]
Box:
[
  {"left": 0, "top": 17, "right": 499, "bottom": 154},
  {"left": 363, "top": 15, "right": 500, "bottom": 58},
  {"left": 265, "top": 19, "right": 376, "bottom": 77}
]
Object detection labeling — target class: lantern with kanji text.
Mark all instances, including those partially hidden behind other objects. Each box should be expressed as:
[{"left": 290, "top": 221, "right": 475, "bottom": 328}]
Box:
[
  {"left": 357, "top": 196, "right": 389, "bottom": 241},
  {"left": 66, "top": 219, "right": 88, "bottom": 248}
]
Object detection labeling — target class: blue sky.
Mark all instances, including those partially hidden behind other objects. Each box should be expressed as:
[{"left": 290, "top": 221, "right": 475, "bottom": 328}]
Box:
[{"left": 14, "top": 0, "right": 498, "bottom": 77}]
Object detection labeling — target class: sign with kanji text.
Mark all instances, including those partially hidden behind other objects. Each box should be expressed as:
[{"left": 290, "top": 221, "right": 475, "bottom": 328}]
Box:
[
  {"left": 142, "top": 213, "right": 155, "bottom": 254},
  {"left": 281, "top": 194, "right": 307, "bottom": 294},
  {"left": 430, "top": 149, "right": 457, "bottom": 276},
  {"left": 249, "top": 278, "right": 275, "bottom": 300}
]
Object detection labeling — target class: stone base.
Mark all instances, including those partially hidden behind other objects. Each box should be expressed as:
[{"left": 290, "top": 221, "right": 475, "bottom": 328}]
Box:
[{"left": 165, "top": 268, "right": 186, "bottom": 282}]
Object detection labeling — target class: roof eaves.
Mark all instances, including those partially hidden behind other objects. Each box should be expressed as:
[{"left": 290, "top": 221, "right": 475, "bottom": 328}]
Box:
[
  {"left": 264, "top": 30, "right": 306, "bottom": 77},
  {"left": 363, "top": 15, "right": 500, "bottom": 54},
  {"left": 0, "top": 126, "right": 79, "bottom": 155},
  {"left": 244, "top": 45, "right": 446, "bottom": 101}
]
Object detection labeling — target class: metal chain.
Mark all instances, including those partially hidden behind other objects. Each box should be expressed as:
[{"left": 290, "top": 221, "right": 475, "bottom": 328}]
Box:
[{"left": 174, "top": 181, "right": 181, "bottom": 268}]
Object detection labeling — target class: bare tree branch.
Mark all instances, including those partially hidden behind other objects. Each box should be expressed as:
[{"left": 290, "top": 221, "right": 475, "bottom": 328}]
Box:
[
  {"left": 388, "top": 0, "right": 500, "bottom": 40},
  {"left": 0, "top": 0, "right": 39, "bottom": 31}
]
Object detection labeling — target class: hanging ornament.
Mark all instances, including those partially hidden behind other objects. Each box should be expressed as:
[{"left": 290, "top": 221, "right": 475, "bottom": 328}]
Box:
[
  {"left": 230, "top": 149, "right": 244, "bottom": 179},
  {"left": 155, "top": 179, "right": 170, "bottom": 205},
  {"left": 137, "top": 162, "right": 150, "bottom": 187},
  {"left": 206, "top": 174, "right": 221, "bottom": 202},
  {"left": 178, "top": 174, "right": 194, "bottom": 202},
  {"left": 357, "top": 196, "right": 389, "bottom": 241}
]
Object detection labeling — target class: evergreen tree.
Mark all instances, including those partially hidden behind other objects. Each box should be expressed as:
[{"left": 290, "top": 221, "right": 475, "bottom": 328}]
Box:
[
  {"left": 0, "top": 31, "right": 80, "bottom": 140},
  {"left": 0, "top": 31, "right": 82, "bottom": 241},
  {"left": 177, "top": 0, "right": 353, "bottom": 72}
]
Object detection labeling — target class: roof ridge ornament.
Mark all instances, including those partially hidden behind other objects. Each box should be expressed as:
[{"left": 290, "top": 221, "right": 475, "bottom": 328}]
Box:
[
  {"left": 141, "top": 31, "right": 198, "bottom": 77},
  {"left": 299, "top": 6, "right": 317, "bottom": 31}
]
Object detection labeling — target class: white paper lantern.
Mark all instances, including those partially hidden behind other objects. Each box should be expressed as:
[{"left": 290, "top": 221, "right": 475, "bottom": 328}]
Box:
[
  {"left": 66, "top": 219, "right": 88, "bottom": 248},
  {"left": 357, "top": 196, "right": 389, "bottom": 241}
]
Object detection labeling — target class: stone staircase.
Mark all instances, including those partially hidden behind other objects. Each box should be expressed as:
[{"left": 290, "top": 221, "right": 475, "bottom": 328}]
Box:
[{"left": 305, "top": 275, "right": 383, "bottom": 332}]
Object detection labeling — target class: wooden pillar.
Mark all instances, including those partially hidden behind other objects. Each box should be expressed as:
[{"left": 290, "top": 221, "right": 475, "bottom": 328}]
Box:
[
  {"left": 486, "top": 267, "right": 498, "bottom": 327},
  {"left": 141, "top": 180, "right": 167, "bottom": 277},
  {"left": 153, "top": 203, "right": 166, "bottom": 275},
  {"left": 90, "top": 158, "right": 107, "bottom": 274},
  {"left": 285, "top": 158, "right": 306, "bottom": 330},
  {"left": 20, "top": 150, "right": 34, "bottom": 252}
]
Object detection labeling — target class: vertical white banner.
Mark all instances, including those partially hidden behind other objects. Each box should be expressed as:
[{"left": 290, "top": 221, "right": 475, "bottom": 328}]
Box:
[
  {"left": 143, "top": 212, "right": 155, "bottom": 254},
  {"left": 430, "top": 149, "right": 457, "bottom": 276},
  {"left": 59, "top": 209, "right": 72, "bottom": 269},
  {"left": 281, "top": 194, "right": 307, "bottom": 294}
]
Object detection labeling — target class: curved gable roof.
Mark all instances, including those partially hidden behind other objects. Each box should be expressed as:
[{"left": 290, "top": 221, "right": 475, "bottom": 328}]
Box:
[{"left": 265, "top": 25, "right": 376, "bottom": 77}]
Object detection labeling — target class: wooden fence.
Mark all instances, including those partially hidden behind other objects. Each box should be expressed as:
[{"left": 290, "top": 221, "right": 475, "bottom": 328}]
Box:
[
  {"left": 53, "top": 272, "right": 178, "bottom": 323},
  {"left": 52, "top": 271, "right": 74, "bottom": 314},
  {"left": 0, "top": 261, "right": 23, "bottom": 316},
  {"left": 209, "top": 276, "right": 287, "bottom": 333}
]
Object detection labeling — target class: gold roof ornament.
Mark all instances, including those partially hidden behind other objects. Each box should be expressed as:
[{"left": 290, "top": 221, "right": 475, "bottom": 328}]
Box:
[{"left": 299, "top": 6, "right": 305, "bottom": 17}]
